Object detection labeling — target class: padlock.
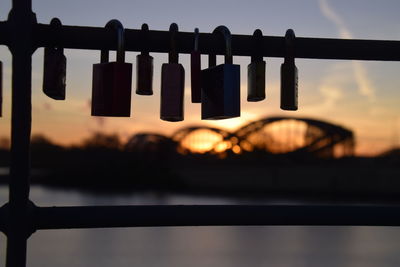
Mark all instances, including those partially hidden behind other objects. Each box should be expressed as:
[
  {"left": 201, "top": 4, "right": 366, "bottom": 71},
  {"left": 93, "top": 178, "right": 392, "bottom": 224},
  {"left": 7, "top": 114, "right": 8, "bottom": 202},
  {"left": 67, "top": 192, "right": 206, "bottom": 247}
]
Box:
[
  {"left": 247, "top": 29, "right": 266, "bottom": 102},
  {"left": 201, "top": 26, "right": 240, "bottom": 120},
  {"left": 160, "top": 23, "right": 185, "bottom": 122},
  {"left": 136, "top": 23, "right": 154, "bottom": 95},
  {"left": 0, "top": 61, "right": 2, "bottom": 117},
  {"left": 92, "top": 20, "right": 132, "bottom": 117},
  {"left": 43, "top": 18, "right": 66, "bottom": 100},
  {"left": 191, "top": 28, "right": 201, "bottom": 103},
  {"left": 280, "top": 29, "right": 298, "bottom": 110}
]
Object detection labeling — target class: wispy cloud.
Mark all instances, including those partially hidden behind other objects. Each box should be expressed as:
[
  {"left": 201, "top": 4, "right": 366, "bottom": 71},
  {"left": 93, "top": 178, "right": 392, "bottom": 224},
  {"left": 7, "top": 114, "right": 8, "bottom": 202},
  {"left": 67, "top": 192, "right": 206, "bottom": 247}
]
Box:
[
  {"left": 94, "top": 116, "right": 107, "bottom": 128},
  {"left": 319, "top": 0, "right": 352, "bottom": 39},
  {"left": 42, "top": 102, "right": 53, "bottom": 111},
  {"left": 352, "top": 61, "right": 375, "bottom": 101},
  {"left": 318, "top": 0, "right": 375, "bottom": 102},
  {"left": 301, "top": 62, "right": 347, "bottom": 114}
]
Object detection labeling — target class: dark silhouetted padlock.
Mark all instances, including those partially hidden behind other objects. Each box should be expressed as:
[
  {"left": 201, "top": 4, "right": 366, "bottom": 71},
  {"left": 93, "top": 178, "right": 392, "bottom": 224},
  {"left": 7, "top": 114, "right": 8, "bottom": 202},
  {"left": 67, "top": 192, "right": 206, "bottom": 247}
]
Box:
[
  {"left": 160, "top": 23, "right": 185, "bottom": 122},
  {"left": 92, "top": 20, "right": 132, "bottom": 117},
  {"left": 43, "top": 18, "right": 66, "bottom": 100},
  {"left": 280, "top": 29, "right": 298, "bottom": 110},
  {"left": 136, "top": 23, "right": 153, "bottom": 95},
  {"left": 0, "top": 61, "right": 2, "bottom": 117},
  {"left": 201, "top": 26, "right": 240, "bottom": 120},
  {"left": 191, "top": 28, "right": 201, "bottom": 103},
  {"left": 247, "top": 29, "right": 266, "bottom": 102}
]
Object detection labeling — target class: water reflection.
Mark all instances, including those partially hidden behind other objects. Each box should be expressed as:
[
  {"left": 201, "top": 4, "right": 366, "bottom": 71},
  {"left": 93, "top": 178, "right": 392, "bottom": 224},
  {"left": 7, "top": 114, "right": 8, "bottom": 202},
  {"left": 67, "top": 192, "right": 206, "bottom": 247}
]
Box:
[{"left": 1, "top": 186, "right": 400, "bottom": 267}]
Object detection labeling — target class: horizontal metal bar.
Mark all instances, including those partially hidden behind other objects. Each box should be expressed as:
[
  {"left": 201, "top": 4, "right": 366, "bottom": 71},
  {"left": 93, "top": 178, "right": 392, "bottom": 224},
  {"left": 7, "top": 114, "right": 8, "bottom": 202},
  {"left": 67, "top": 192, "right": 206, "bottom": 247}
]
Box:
[
  {"left": 0, "top": 21, "right": 398, "bottom": 61},
  {"left": 0, "top": 21, "right": 10, "bottom": 46},
  {"left": 33, "top": 204, "right": 400, "bottom": 229},
  {"left": 30, "top": 23, "right": 400, "bottom": 61},
  {"left": 0, "top": 204, "right": 5, "bottom": 233}
]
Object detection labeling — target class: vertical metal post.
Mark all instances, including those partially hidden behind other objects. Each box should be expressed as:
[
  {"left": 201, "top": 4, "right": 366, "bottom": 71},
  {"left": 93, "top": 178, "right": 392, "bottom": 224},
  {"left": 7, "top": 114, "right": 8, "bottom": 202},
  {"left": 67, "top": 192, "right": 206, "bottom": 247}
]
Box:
[
  {"left": 12, "top": 0, "right": 32, "bottom": 12},
  {"left": 6, "top": 1, "right": 36, "bottom": 267}
]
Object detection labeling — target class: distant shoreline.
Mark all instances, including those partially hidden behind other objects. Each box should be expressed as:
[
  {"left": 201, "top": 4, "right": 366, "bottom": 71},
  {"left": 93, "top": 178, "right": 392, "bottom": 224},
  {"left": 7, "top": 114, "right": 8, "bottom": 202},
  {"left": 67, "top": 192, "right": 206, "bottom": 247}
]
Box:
[{"left": 1, "top": 155, "right": 400, "bottom": 204}]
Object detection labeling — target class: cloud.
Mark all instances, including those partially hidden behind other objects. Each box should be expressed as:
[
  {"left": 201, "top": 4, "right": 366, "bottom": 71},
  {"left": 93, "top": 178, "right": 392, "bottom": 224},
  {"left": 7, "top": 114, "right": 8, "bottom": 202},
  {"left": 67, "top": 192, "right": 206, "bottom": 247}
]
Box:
[
  {"left": 351, "top": 61, "right": 375, "bottom": 101},
  {"left": 85, "top": 99, "right": 91, "bottom": 111},
  {"left": 319, "top": 0, "right": 352, "bottom": 39},
  {"left": 84, "top": 99, "right": 108, "bottom": 128},
  {"left": 94, "top": 116, "right": 107, "bottom": 128},
  {"left": 42, "top": 102, "right": 53, "bottom": 111},
  {"left": 318, "top": 0, "right": 375, "bottom": 102},
  {"left": 301, "top": 62, "right": 347, "bottom": 113},
  {"left": 319, "top": 85, "right": 343, "bottom": 109}
]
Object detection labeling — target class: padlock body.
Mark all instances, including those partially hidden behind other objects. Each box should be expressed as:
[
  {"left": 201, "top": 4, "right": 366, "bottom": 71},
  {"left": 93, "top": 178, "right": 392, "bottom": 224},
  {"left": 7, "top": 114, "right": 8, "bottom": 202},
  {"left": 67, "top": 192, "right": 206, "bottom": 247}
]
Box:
[
  {"left": 201, "top": 64, "right": 240, "bottom": 120},
  {"left": 280, "top": 62, "right": 298, "bottom": 110},
  {"left": 190, "top": 51, "right": 201, "bottom": 103},
  {"left": 0, "top": 61, "right": 2, "bottom": 117},
  {"left": 92, "top": 62, "right": 132, "bottom": 117},
  {"left": 160, "top": 63, "right": 185, "bottom": 122},
  {"left": 136, "top": 54, "right": 154, "bottom": 95},
  {"left": 43, "top": 47, "right": 66, "bottom": 100},
  {"left": 247, "top": 60, "right": 266, "bottom": 102}
]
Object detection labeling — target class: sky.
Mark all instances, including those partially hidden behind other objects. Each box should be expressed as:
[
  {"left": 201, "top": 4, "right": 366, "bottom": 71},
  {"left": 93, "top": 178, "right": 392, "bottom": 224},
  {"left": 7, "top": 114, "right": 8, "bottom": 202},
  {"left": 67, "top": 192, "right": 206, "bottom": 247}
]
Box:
[{"left": 0, "top": 0, "right": 400, "bottom": 155}]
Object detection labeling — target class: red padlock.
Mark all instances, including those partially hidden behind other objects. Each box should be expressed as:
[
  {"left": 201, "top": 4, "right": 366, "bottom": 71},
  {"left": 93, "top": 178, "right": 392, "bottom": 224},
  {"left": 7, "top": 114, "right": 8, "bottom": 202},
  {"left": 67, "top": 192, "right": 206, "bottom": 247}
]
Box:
[
  {"left": 191, "top": 28, "right": 201, "bottom": 103},
  {"left": 92, "top": 20, "right": 132, "bottom": 117},
  {"left": 0, "top": 61, "right": 2, "bottom": 117},
  {"left": 136, "top": 23, "right": 154, "bottom": 95},
  {"left": 160, "top": 23, "right": 185, "bottom": 122}
]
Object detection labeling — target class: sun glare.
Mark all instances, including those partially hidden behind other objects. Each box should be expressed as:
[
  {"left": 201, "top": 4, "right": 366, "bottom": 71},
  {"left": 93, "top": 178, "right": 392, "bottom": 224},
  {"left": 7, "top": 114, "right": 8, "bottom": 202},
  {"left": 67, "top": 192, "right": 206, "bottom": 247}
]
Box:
[
  {"left": 205, "top": 112, "right": 259, "bottom": 131},
  {"left": 179, "top": 129, "right": 224, "bottom": 153}
]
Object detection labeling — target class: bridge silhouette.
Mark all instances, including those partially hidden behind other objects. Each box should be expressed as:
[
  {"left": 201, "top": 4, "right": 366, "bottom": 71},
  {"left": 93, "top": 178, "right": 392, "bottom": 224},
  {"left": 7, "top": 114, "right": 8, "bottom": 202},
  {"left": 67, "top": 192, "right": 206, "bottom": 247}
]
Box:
[{"left": 126, "top": 116, "right": 354, "bottom": 159}]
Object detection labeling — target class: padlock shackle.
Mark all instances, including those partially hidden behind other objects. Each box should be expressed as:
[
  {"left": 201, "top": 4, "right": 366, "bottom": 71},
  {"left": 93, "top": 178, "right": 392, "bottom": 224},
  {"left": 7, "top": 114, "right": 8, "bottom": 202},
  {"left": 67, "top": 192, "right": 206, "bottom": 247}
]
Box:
[
  {"left": 194, "top": 28, "right": 199, "bottom": 52},
  {"left": 101, "top": 19, "right": 125, "bottom": 63},
  {"left": 212, "top": 26, "right": 233, "bottom": 65},
  {"left": 251, "top": 29, "right": 263, "bottom": 62},
  {"left": 140, "top": 23, "right": 150, "bottom": 56},
  {"left": 50, "top": 17, "right": 63, "bottom": 52},
  {"left": 168, "top": 23, "right": 179, "bottom": 64},
  {"left": 284, "top": 29, "right": 295, "bottom": 64}
]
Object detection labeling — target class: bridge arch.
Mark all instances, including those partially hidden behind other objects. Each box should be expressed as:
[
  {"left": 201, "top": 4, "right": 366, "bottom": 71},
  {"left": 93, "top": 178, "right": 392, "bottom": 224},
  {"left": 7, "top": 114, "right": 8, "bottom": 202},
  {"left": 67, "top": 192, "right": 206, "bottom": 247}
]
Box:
[
  {"left": 234, "top": 116, "right": 354, "bottom": 157},
  {"left": 171, "top": 126, "right": 246, "bottom": 155}
]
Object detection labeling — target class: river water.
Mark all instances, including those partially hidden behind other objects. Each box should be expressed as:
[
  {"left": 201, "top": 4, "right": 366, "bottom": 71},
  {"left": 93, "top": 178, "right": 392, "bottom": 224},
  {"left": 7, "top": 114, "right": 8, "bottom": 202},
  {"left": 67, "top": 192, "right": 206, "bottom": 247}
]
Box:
[{"left": 0, "top": 185, "right": 400, "bottom": 267}]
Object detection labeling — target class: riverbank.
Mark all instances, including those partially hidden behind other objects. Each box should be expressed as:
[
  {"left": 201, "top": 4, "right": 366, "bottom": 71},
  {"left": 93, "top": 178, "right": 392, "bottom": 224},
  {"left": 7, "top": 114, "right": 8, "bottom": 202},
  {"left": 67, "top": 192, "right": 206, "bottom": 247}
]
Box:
[{"left": 1, "top": 155, "right": 400, "bottom": 203}]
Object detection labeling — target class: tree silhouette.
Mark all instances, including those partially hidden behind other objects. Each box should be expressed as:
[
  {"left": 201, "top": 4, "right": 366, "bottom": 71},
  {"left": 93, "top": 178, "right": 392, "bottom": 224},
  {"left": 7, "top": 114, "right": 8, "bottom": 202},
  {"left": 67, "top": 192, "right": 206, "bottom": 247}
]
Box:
[
  {"left": 81, "top": 132, "right": 122, "bottom": 150},
  {"left": 0, "top": 137, "right": 10, "bottom": 150}
]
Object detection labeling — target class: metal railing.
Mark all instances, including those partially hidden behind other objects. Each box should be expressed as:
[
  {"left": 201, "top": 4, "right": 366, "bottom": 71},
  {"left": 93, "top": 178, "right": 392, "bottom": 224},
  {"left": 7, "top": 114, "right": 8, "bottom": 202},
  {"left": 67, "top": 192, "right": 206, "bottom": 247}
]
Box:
[{"left": 1, "top": 1, "right": 400, "bottom": 266}]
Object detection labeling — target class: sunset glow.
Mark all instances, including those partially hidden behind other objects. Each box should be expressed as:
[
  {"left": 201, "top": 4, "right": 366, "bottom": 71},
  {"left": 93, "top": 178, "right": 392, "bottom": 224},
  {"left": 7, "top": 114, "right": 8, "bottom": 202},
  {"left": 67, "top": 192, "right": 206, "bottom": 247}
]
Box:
[{"left": 179, "top": 129, "right": 224, "bottom": 154}]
